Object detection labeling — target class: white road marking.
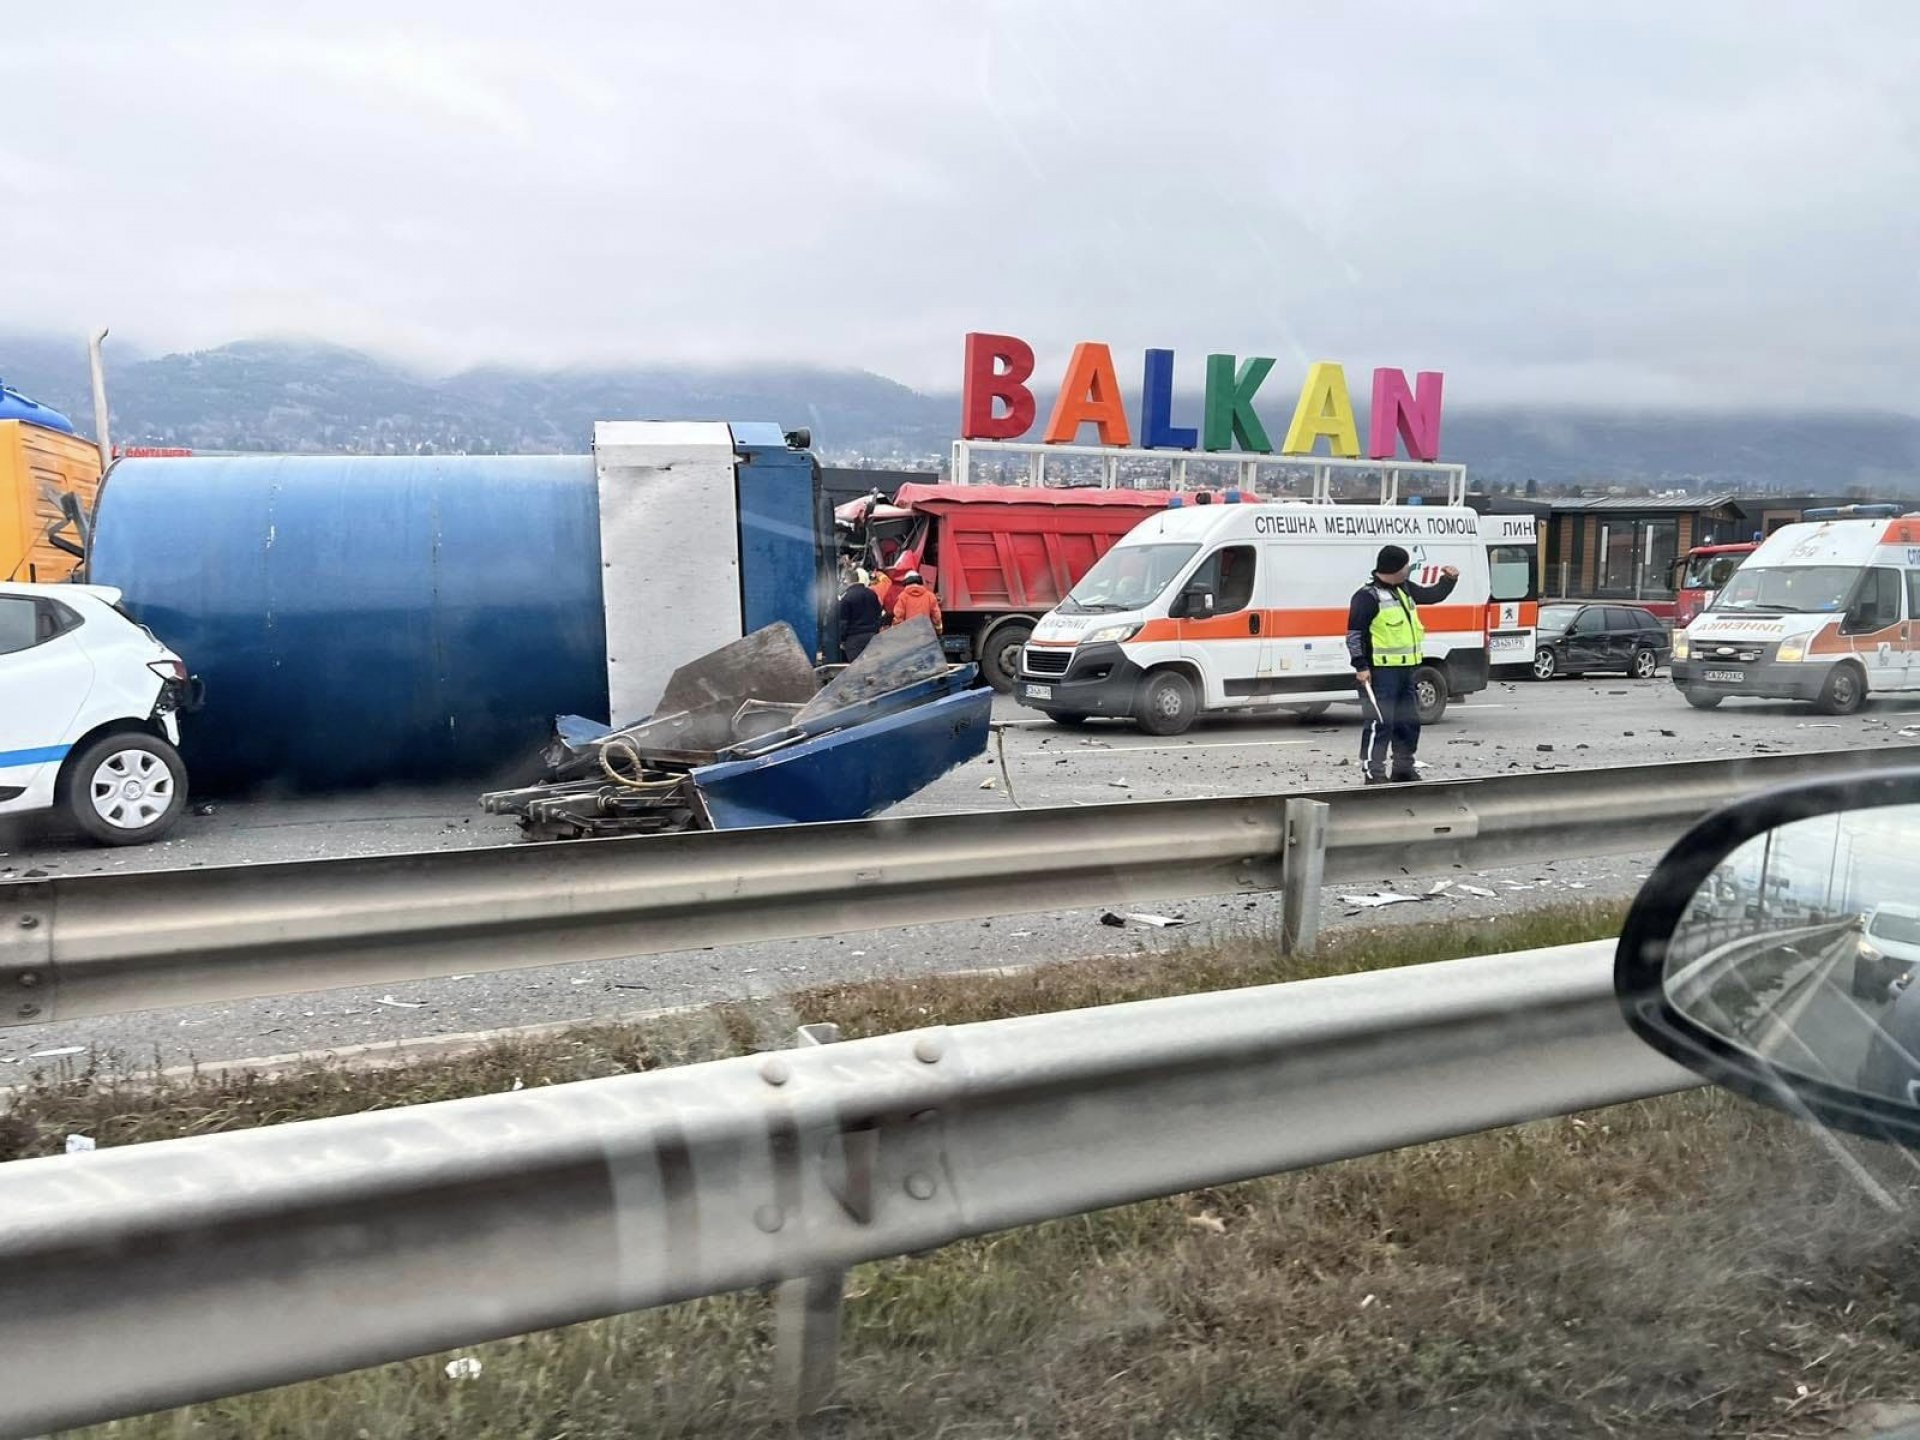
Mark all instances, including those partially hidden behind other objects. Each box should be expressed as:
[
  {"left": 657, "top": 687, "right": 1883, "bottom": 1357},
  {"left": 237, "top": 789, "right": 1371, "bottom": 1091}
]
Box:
[{"left": 1060, "top": 739, "right": 1316, "bottom": 755}]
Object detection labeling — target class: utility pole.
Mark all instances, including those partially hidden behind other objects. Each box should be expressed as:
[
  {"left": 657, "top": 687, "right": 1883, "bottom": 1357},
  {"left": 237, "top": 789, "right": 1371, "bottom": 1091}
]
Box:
[
  {"left": 1758, "top": 828, "right": 1774, "bottom": 924},
  {"left": 87, "top": 328, "right": 112, "bottom": 470},
  {"left": 1825, "top": 816, "right": 1843, "bottom": 915}
]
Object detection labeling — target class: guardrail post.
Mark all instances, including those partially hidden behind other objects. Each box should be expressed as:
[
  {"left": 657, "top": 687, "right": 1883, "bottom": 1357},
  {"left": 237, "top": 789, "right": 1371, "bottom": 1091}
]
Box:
[
  {"left": 1281, "top": 798, "right": 1330, "bottom": 955},
  {"left": 773, "top": 1022, "right": 848, "bottom": 1424}
]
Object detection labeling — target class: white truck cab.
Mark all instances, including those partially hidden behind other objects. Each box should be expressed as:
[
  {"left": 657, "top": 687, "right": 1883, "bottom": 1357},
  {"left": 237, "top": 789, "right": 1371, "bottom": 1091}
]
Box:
[
  {"left": 0, "top": 582, "right": 196, "bottom": 844},
  {"left": 1015, "top": 499, "right": 1493, "bottom": 734},
  {"left": 1673, "top": 510, "right": 1920, "bottom": 714}
]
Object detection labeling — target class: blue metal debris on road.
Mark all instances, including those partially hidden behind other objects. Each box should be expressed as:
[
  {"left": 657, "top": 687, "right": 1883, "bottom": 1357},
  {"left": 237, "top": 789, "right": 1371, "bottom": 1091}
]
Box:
[{"left": 481, "top": 619, "right": 989, "bottom": 838}]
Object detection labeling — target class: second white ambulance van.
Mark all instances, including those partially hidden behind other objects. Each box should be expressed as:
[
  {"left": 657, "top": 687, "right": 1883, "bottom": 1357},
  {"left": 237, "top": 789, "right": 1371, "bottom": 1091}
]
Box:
[
  {"left": 1015, "top": 500, "right": 1493, "bottom": 735},
  {"left": 1673, "top": 509, "right": 1920, "bottom": 714}
]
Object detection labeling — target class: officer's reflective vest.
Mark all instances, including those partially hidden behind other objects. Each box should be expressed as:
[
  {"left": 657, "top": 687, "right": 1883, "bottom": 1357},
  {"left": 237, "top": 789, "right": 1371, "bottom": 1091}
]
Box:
[{"left": 1369, "top": 585, "right": 1425, "bottom": 667}]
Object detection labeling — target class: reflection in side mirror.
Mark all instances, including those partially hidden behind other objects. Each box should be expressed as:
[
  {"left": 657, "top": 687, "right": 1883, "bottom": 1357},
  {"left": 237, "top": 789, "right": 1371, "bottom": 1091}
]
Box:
[{"left": 1616, "top": 774, "right": 1920, "bottom": 1146}]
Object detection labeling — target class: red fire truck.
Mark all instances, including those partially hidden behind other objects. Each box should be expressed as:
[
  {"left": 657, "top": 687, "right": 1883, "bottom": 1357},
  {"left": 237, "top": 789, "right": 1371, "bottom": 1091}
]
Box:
[{"left": 1667, "top": 541, "right": 1759, "bottom": 626}]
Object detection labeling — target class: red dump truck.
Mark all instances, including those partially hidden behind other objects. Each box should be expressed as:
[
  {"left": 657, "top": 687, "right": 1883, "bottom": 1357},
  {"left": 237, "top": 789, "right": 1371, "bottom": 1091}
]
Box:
[{"left": 839, "top": 483, "right": 1185, "bottom": 690}]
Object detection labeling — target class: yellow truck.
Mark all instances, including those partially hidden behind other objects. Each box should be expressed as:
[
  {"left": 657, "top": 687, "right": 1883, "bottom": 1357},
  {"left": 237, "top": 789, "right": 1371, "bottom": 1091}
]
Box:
[{"left": 0, "top": 385, "right": 102, "bottom": 583}]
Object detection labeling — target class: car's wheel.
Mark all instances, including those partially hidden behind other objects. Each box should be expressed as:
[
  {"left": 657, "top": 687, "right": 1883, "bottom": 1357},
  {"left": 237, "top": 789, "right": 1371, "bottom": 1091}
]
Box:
[
  {"left": 1531, "top": 649, "right": 1558, "bottom": 680},
  {"left": 1286, "top": 702, "right": 1331, "bottom": 721},
  {"left": 1413, "top": 665, "right": 1449, "bottom": 724},
  {"left": 1818, "top": 663, "right": 1867, "bottom": 716},
  {"left": 66, "top": 731, "right": 188, "bottom": 846},
  {"left": 1631, "top": 647, "right": 1659, "bottom": 679},
  {"left": 978, "top": 620, "right": 1033, "bottom": 694},
  {"left": 1851, "top": 960, "right": 1882, "bottom": 1000},
  {"left": 1135, "top": 669, "right": 1197, "bottom": 736},
  {"left": 1046, "top": 711, "right": 1091, "bottom": 728},
  {"left": 1684, "top": 689, "right": 1723, "bottom": 710}
]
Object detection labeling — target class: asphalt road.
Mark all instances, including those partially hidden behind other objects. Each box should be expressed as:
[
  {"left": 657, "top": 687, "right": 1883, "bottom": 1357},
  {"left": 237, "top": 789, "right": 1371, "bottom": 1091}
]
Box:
[
  {"left": 1748, "top": 932, "right": 1889, "bottom": 1089},
  {"left": 7, "top": 673, "right": 1920, "bottom": 1072}
]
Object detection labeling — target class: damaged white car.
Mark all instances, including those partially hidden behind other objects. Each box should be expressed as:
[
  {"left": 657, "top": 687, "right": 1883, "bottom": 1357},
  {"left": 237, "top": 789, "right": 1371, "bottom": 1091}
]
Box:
[{"left": 0, "top": 582, "right": 197, "bottom": 845}]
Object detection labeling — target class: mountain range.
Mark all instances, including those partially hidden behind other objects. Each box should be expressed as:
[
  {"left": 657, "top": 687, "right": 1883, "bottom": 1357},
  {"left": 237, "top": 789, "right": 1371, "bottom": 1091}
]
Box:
[{"left": 4, "top": 334, "right": 1919, "bottom": 493}]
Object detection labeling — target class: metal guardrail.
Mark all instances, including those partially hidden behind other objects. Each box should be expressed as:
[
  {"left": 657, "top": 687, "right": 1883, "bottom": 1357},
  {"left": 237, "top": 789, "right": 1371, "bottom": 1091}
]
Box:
[
  {"left": 2, "top": 745, "right": 1910, "bottom": 1027},
  {"left": 0, "top": 939, "right": 1699, "bottom": 1438},
  {"left": 1665, "top": 920, "right": 1857, "bottom": 1010}
]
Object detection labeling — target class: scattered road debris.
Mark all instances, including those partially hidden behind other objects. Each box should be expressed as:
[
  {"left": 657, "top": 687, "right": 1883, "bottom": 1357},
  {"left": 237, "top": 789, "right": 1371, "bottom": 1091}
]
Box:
[
  {"left": 481, "top": 621, "right": 988, "bottom": 839},
  {"left": 1099, "top": 911, "right": 1190, "bottom": 928}
]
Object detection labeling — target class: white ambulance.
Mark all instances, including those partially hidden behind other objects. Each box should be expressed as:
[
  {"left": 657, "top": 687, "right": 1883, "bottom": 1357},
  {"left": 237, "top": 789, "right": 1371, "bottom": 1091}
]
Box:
[
  {"left": 1015, "top": 500, "right": 1493, "bottom": 734},
  {"left": 1673, "top": 509, "right": 1920, "bottom": 714}
]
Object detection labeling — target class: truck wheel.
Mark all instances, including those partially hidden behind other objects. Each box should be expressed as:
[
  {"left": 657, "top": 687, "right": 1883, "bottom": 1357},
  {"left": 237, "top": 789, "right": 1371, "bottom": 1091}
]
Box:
[
  {"left": 66, "top": 731, "right": 188, "bottom": 846},
  {"left": 1684, "top": 689, "right": 1723, "bottom": 710},
  {"left": 1413, "top": 665, "right": 1449, "bottom": 724},
  {"left": 978, "top": 620, "right": 1033, "bottom": 694},
  {"left": 1817, "top": 663, "right": 1866, "bottom": 716},
  {"left": 1135, "top": 670, "right": 1197, "bottom": 736}
]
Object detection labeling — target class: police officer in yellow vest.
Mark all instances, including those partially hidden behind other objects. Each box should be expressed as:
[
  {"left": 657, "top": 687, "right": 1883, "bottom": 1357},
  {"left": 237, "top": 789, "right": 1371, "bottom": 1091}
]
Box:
[{"left": 1347, "top": 544, "right": 1459, "bottom": 785}]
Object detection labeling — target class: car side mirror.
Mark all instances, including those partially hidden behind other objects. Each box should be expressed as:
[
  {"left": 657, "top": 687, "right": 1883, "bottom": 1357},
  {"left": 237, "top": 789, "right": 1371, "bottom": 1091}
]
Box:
[
  {"left": 1176, "top": 588, "right": 1214, "bottom": 620},
  {"left": 1615, "top": 770, "right": 1920, "bottom": 1148}
]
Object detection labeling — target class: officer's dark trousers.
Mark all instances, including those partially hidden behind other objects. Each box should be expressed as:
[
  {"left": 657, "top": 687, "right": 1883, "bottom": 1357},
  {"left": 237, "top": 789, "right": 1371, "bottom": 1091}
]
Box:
[{"left": 1359, "top": 666, "right": 1420, "bottom": 780}]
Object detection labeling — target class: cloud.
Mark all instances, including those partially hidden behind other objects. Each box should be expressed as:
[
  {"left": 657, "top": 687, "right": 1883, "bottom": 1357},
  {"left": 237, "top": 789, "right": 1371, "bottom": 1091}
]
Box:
[{"left": 3, "top": 0, "right": 1917, "bottom": 408}]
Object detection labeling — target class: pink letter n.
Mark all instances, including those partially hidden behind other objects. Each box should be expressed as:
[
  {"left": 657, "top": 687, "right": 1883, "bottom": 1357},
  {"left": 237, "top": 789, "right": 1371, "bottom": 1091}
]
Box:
[{"left": 1368, "top": 369, "right": 1444, "bottom": 462}]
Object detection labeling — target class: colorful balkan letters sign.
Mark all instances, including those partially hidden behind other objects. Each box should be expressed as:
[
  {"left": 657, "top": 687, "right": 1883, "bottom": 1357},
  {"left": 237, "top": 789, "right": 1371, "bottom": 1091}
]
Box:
[{"left": 960, "top": 331, "right": 1444, "bottom": 462}]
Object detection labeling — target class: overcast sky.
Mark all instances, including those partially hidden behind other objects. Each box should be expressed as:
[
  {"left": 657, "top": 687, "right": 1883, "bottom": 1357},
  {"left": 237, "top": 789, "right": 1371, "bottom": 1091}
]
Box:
[{"left": 5, "top": 2, "right": 1918, "bottom": 408}]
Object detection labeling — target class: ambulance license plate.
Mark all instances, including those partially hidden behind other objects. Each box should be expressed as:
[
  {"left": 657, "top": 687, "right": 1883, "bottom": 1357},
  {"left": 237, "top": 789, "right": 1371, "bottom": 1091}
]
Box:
[
  {"left": 1024, "top": 683, "right": 1053, "bottom": 700},
  {"left": 1704, "top": 668, "right": 1743, "bottom": 683}
]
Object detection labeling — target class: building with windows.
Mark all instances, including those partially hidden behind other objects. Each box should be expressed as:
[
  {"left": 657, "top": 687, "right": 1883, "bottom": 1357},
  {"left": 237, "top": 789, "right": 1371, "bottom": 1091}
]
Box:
[{"left": 1536, "top": 493, "right": 1912, "bottom": 608}]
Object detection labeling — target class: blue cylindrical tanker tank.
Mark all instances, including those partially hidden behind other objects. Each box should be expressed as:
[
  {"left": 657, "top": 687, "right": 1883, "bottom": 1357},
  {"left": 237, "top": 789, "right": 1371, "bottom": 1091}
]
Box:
[{"left": 90, "top": 455, "right": 608, "bottom": 790}]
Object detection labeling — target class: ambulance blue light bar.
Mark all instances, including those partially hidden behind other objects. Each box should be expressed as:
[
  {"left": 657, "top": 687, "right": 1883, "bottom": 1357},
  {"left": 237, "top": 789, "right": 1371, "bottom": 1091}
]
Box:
[{"left": 1803, "top": 504, "right": 1900, "bottom": 520}]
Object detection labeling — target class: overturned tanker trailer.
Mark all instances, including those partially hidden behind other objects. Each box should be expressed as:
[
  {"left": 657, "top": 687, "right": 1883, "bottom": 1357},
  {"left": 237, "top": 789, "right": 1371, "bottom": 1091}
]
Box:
[{"left": 481, "top": 618, "right": 990, "bottom": 840}]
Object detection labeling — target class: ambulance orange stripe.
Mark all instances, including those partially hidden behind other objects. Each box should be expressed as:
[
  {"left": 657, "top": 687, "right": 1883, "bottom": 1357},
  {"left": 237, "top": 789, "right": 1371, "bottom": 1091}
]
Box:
[
  {"left": 1806, "top": 619, "right": 1917, "bottom": 655},
  {"left": 1131, "top": 604, "right": 1487, "bottom": 645}
]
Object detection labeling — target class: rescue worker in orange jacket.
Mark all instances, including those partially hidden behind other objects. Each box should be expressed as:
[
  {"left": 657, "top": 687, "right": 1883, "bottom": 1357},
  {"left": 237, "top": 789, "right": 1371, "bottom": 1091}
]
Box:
[{"left": 888, "top": 570, "right": 943, "bottom": 634}]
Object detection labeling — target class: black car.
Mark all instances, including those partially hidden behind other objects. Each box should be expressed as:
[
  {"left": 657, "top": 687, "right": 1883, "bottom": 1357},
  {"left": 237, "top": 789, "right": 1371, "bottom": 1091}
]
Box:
[{"left": 1530, "top": 603, "right": 1671, "bottom": 680}]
